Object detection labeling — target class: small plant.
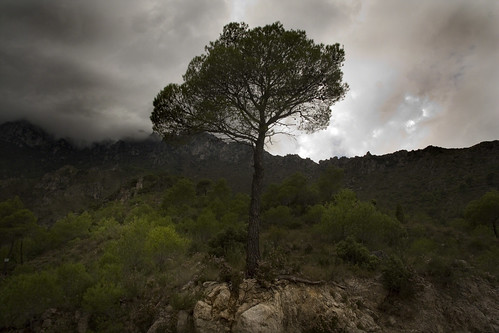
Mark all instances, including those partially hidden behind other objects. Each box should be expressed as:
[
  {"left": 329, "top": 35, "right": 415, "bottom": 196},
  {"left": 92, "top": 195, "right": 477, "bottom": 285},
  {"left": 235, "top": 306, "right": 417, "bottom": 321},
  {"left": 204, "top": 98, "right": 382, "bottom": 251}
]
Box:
[
  {"left": 336, "top": 237, "right": 379, "bottom": 270},
  {"left": 426, "top": 256, "right": 454, "bottom": 287},
  {"left": 381, "top": 255, "right": 413, "bottom": 296},
  {"left": 170, "top": 290, "right": 202, "bottom": 311}
]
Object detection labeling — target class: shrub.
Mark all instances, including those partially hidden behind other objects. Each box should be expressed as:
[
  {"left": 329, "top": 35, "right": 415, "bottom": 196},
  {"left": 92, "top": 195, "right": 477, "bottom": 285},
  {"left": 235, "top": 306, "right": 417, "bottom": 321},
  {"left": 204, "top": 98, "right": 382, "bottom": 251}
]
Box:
[
  {"left": 426, "top": 256, "right": 454, "bottom": 286},
  {"left": 208, "top": 227, "right": 246, "bottom": 258},
  {"left": 49, "top": 212, "right": 92, "bottom": 247},
  {"left": 82, "top": 281, "right": 124, "bottom": 316},
  {"left": 56, "top": 262, "right": 94, "bottom": 309},
  {"left": 336, "top": 237, "right": 379, "bottom": 270},
  {"left": 145, "top": 225, "right": 189, "bottom": 265},
  {"left": 262, "top": 205, "right": 301, "bottom": 229},
  {"left": 381, "top": 255, "right": 413, "bottom": 296},
  {"left": 317, "top": 190, "right": 404, "bottom": 248},
  {"left": 0, "top": 270, "right": 63, "bottom": 328}
]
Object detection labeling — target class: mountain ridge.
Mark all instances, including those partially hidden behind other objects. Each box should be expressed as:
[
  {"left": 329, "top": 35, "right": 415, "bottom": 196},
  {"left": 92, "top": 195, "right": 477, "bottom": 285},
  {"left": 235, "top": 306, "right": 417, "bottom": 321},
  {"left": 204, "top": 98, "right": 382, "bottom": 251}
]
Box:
[{"left": 1, "top": 120, "right": 498, "bottom": 222}]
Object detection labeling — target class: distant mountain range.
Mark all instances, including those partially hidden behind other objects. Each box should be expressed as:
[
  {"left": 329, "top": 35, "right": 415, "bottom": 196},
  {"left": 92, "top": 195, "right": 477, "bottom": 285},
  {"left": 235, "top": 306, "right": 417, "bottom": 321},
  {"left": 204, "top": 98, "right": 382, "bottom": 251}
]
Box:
[{"left": 1, "top": 120, "right": 498, "bottom": 223}]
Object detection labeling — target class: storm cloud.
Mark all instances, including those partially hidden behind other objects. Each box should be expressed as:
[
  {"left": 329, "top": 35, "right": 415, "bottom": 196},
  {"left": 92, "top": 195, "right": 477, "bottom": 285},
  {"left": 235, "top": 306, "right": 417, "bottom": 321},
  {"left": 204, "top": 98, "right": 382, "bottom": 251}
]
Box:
[
  {"left": 0, "top": 0, "right": 497, "bottom": 160},
  {"left": 0, "top": 0, "right": 230, "bottom": 142}
]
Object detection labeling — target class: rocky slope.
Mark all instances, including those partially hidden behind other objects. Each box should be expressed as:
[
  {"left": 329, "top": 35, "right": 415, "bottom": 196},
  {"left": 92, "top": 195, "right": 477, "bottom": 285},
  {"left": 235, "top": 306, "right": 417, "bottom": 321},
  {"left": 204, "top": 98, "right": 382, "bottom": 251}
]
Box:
[{"left": 145, "top": 275, "right": 499, "bottom": 333}]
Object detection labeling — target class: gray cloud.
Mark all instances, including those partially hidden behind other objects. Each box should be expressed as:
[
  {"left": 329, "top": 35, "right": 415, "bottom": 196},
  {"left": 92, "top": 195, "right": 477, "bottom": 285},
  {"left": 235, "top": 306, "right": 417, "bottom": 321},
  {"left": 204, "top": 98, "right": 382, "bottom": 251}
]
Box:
[
  {"left": 0, "top": 0, "right": 497, "bottom": 160},
  {"left": 247, "top": 0, "right": 499, "bottom": 160},
  {"left": 0, "top": 0, "right": 230, "bottom": 142}
]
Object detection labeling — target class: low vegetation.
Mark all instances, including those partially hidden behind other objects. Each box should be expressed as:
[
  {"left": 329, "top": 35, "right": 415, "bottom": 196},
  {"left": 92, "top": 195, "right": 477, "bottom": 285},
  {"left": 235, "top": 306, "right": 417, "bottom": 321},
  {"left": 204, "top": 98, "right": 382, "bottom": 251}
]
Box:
[{"left": 0, "top": 170, "right": 498, "bottom": 331}]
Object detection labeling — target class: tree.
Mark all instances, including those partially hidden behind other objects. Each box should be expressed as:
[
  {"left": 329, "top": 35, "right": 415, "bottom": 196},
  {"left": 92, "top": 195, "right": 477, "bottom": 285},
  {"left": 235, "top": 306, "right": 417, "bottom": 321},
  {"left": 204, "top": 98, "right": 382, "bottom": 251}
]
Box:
[
  {"left": 151, "top": 22, "right": 348, "bottom": 276},
  {"left": 0, "top": 197, "right": 37, "bottom": 273},
  {"left": 465, "top": 190, "right": 499, "bottom": 238}
]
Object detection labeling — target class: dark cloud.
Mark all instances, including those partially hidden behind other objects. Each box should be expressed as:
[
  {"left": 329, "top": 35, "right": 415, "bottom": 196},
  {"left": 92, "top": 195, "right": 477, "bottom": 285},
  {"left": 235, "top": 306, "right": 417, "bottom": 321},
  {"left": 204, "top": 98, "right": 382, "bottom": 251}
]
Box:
[
  {"left": 0, "top": 0, "right": 497, "bottom": 160},
  {"left": 0, "top": 0, "right": 230, "bottom": 142}
]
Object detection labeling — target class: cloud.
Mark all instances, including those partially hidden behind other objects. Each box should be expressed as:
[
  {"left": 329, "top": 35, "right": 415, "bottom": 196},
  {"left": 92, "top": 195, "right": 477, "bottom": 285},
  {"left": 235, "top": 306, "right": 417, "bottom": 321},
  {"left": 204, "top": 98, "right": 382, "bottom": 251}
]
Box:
[
  {"left": 244, "top": 0, "right": 499, "bottom": 160},
  {"left": 0, "top": 0, "right": 497, "bottom": 160},
  {"left": 0, "top": 0, "right": 231, "bottom": 142}
]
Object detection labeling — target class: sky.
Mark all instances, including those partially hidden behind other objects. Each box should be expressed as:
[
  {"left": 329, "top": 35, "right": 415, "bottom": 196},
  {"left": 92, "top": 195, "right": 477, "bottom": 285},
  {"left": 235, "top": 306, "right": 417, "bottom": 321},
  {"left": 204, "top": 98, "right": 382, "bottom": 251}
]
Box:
[{"left": 0, "top": 0, "right": 498, "bottom": 161}]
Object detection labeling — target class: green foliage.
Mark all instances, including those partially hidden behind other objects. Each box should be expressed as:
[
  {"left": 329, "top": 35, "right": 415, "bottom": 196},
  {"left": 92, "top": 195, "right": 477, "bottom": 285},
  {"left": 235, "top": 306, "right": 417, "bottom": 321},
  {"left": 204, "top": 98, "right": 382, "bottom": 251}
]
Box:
[
  {"left": 408, "top": 237, "right": 438, "bottom": 257},
  {"left": 192, "top": 208, "right": 219, "bottom": 243},
  {"left": 336, "top": 237, "right": 379, "bottom": 270},
  {"left": 56, "top": 262, "right": 94, "bottom": 309},
  {"left": 262, "top": 205, "right": 301, "bottom": 229},
  {"left": 317, "top": 189, "right": 404, "bottom": 248},
  {"left": 263, "top": 173, "right": 319, "bottom": 214},
  {"left": 49, "top": 212, "right": 92, "bottom": 247},
  {"left": 208, "top": 227, "right": 247, "bottom": 259},
  {"left": 315, "top": 166, "right": 344, "bottom": 202},
  {"left": 381, "top": 255, "right": 413, "bottom": 296},
  {"left": 465, "top": 190, "right": 499, "bottom": 238},
  {"left": 0, "top": 270, "right": 63, "bottom": 328},
  {"left": 145, "top": 225, "right": 189, "bottom": 265},
  {"left": 170, "top": 290, "right": 202, "bottom": 311},
  {"left": 302, "top": 204, "right": 326, "bottom": 225},
  {"left": 151, "top": 21, "right": 348, "bottom": 142},
  {"left": 425, "top": 256, "right": 454, "bottom": 286},
  {"left": 82, "top": 281, "right": 124, "bottom": 315},
  {"left": 162, "top": 178, "right": 196, "bottom": 210},
  {"left": 0, "top": 197, "right": 38, "bottom": 270}
]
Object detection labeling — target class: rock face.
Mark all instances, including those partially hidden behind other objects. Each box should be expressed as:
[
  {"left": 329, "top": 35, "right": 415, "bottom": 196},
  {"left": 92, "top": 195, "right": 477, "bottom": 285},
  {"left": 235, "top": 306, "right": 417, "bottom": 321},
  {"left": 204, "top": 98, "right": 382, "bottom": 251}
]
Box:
[
  {"left": 193, "top": 277, "right": 499, "bottom": 333},
  {"left": 193, "top": 279, "right": 381, "bottom": 333}
]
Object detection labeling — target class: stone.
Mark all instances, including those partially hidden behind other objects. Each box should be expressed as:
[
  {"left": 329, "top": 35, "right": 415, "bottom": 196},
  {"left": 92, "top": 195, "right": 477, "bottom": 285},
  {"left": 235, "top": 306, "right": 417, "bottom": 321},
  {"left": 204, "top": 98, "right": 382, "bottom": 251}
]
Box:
[{"left": 234, "top": 303, "right": 284, "bottom": 333}]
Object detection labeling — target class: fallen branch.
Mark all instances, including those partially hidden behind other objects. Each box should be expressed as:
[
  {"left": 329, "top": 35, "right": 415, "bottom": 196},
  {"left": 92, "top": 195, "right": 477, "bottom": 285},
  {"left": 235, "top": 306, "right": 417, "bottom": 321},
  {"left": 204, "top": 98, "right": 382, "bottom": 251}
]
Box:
[{"left": 277, "top": 275, "right": 325, "bottom": 285}]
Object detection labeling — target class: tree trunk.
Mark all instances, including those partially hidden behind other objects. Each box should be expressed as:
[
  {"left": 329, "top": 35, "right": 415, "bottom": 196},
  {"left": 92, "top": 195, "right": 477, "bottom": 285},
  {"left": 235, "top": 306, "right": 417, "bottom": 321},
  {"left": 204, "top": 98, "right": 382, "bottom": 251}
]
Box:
[
  {"left": 493, "top": 218, "right": 498, "bottom": 239},
  {"left": 3, "top": 239, "right": 15, "bottom": 275},
  {"left": 20, "top": 239, "right": 24, "bottom": 265},
  {"left": 246, "top": 135, "right": 265, "bottom": 277}
]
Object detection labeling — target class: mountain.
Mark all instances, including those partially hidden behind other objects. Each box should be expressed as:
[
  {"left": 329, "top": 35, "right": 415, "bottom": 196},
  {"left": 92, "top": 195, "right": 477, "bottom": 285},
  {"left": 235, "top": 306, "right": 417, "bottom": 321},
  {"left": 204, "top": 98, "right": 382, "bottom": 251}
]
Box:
[
  {"left": 0, "top": 121, "right": 317, "bottom": 222},
  {"left": 320, "top": 141, "right": 499, "bottom": 218},
  {"left": 1, "top": 120, "right": 498, "bottom": 223}
]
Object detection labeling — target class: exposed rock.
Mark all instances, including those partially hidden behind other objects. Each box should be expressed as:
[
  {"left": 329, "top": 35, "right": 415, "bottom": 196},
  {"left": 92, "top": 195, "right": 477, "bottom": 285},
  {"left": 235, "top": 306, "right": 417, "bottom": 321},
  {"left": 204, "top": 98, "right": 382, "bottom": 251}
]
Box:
[
  {"left": 176, "top": 310, "right": 193, "bottom": 333},
  {"left": 193, "top": 279, "right": 380, "bottom": 333},
  {"left": 193, "top": 275, "right": 499, "bottom": 333}
]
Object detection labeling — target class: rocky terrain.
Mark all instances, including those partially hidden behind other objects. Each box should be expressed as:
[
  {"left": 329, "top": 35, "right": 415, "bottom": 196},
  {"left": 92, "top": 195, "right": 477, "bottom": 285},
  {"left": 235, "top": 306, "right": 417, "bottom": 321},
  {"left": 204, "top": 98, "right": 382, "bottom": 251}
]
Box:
[{"left": 186, "top": 275, "right": 499, "bottom": 333}]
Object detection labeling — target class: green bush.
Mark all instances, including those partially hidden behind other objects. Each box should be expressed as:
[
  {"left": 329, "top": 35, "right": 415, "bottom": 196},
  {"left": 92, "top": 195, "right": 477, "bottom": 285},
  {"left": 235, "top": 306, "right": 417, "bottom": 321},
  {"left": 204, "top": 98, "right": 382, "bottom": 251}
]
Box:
[
  {"left": 426, "top": 256, "right": 454, "bottom": 286},
  {"left": 336, "top": 237, "right": 379, "bottom": 270},
  {"left": 0, "top": 270, "right": 63, "bottom": 328},
  {"left": 145, "top": 225, "right": 190, "bottom": 265},
  {"left": 82, "top": 281, "right": 124, "bottom": 316},
  {"left": 381, "top": 255, "right": 413, "bottom": 296},
  {"left": 208, "top": 227, "right": 246, "bottom": 258},
  {"left": 56, "top": 262, "right": 94, "bottom": 309},
  {"left": 317, "top": 190, "right": 404, "bottom": 248},
  {"left": 262, "top": 205, "right": 301, "bottom": 229},
  {"left": 49, "top": 212, "right": 92, "bottom": 247}
]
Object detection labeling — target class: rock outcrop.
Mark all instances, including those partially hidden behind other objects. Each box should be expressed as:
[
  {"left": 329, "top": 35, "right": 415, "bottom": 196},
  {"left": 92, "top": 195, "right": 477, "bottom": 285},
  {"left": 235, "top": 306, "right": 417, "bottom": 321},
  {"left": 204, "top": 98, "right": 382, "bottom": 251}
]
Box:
[
  {"left": 193, "top": 279, "right": 380, "bottom": 333},
  {"left": 192, "top": 276, "right": 499, "bottom": 333}
]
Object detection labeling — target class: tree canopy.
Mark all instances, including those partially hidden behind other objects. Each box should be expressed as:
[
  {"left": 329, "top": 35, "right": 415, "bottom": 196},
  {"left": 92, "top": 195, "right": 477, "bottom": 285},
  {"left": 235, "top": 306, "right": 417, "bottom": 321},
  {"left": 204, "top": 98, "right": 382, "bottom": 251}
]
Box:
[
  {"left": 465, "top": 190, "right": 499, "bottom": 238},
  {"left": 151, "top": 22, "right": 348, "bottom": 145},
  {"left": 151, "top": 22, "right": 348, "bottom": 276}
]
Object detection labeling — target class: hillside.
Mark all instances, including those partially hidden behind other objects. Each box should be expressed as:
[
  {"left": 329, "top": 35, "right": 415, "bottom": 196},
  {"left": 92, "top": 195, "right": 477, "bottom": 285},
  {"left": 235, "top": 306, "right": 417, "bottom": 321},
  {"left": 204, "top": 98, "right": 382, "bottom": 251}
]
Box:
[
  {"left": 1, "top": 120, "right": 497, "bottom": 223},
  {"left": 0, "top": 121, "right": 316, "bottom": 223},
  {"left": 0, "top": 120, "right": 498, "bottom": 332}
]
